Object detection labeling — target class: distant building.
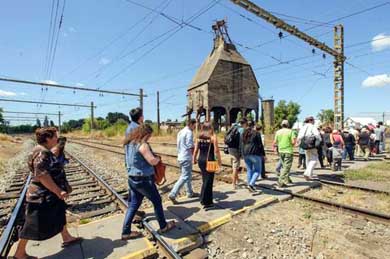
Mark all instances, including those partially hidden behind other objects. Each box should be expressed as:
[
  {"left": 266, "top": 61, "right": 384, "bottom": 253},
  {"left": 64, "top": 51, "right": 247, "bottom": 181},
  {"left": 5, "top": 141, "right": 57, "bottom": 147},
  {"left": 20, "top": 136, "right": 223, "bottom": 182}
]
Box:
[{"left": 344, "top": 117, "right": 377, "bottom": 128}]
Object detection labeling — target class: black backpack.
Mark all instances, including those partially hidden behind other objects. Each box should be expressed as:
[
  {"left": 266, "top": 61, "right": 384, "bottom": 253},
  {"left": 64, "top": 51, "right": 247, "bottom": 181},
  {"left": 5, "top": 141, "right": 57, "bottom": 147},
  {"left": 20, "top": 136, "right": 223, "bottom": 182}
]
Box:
[{"left": 224, "top": 125, "right": 240, "bottom": 149}]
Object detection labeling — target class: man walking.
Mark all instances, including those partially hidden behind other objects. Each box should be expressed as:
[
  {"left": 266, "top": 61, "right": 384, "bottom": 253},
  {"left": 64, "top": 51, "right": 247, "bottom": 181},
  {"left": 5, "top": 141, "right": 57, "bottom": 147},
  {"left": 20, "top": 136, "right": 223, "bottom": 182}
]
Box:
[
  {"left": 125, "top": 107, "right": 144, "bottom": 137},
  {"left": 169, "top": 119, "right": 197, "bottom": 203},
  {"left": 297, "top": 116, "right": 321, "bottom": 180},
  {"left": 274, "top": 120, "right": 296, "bottom": 187},
  {"left": 225, "top": 118, "right": 247, "bottom": 188}
]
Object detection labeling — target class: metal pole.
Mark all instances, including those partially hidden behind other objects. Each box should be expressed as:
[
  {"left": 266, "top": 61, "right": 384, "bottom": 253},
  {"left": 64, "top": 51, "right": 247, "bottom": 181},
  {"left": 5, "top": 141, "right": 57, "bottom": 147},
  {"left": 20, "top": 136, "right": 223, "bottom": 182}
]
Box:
[
  {"left": 58, "top": 111, "right": 62, "bottom": 134},
  {"left": 91, "top": 101, "right": 94, "bottom": 132},
  {"left": 157, "top": 91, "right": 160, "bottom": 135},
  {"left": 139, "top": 88, "right": 144, "bottom": 110}
]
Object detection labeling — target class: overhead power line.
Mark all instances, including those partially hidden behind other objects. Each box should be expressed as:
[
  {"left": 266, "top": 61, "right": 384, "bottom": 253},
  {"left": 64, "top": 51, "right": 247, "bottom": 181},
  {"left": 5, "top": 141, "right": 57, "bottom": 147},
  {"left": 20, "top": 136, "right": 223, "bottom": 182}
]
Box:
[
  {"left": 0, "top": 98, "right": 94, "bottom": 108},
  {"left": 2, "top": 111, "right": 61, "bottom": 116},
  {"left": 0, "top": 76, "right": 146, "bottom": 97}
]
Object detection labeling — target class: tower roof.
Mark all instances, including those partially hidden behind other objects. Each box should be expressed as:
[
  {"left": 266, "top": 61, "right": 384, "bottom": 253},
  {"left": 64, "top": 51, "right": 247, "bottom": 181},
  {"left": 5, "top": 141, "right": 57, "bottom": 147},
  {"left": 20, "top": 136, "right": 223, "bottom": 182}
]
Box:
[{"left": 188, "top": 36, "right": 250, "bottom": 90}]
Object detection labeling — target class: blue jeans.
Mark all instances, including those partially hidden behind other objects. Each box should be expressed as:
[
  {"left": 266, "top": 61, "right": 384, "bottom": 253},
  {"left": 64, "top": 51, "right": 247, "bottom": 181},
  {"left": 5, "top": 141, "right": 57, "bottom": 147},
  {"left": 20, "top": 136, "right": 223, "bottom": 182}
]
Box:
[
  {"left": 244, "top": 155, "right": 262, "bottom": 186},
  {"left": 169, "top": 160, "right": 193, "bottom": 198},
  {"left": 343, "top": 144, "right": 354, "bottom": 160},
  {"left": 122, "top": 176, "right": 167, "bottom": 235}
]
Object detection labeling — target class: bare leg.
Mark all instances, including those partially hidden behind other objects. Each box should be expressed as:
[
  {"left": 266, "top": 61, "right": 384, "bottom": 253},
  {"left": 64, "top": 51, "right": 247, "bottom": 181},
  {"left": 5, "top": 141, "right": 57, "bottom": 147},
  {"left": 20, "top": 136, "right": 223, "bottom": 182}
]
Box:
[
  {"left": 61, "top": 227, "right": 78, "bottom": 242},
  {"left": 232, "top": 170, "right": 239, "bottom": 186},
  {"left": 14, "top": 238, "right": 29, "bottom": 259}
]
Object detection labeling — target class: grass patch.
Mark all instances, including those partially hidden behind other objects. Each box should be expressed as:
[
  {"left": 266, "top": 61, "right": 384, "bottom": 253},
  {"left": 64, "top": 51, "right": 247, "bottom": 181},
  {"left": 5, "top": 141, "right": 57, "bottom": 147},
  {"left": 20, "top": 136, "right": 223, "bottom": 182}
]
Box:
[
  {"left": 344, "top": 161, "right": 390, "bottom": 182},
  {"left": 79, "top": 218, "right": 92, "bottom": 225}
]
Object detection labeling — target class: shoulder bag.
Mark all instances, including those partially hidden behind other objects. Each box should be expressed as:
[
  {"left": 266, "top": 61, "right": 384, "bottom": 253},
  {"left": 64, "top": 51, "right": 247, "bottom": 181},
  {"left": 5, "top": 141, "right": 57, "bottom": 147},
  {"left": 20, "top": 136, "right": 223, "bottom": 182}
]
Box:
[{"left": 206, "top": 139, "right": 220, "bottom": 173}]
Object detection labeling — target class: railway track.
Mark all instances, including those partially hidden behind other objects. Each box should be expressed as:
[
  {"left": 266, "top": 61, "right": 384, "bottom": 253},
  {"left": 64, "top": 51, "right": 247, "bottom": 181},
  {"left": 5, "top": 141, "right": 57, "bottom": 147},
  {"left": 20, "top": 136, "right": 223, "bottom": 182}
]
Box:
[
  {"left": 0, "top": 151, "right": 180, "bottom": 258},
  {"left": 0, "top": 170, "right": 30, "bottom": 237},
  {"left": 68, "top": 138, "right": 390, "bottom": 224}
]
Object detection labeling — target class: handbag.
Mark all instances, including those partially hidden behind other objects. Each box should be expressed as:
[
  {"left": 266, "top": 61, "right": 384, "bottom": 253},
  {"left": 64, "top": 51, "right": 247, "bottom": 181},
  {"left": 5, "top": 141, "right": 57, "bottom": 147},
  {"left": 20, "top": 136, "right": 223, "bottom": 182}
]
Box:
[
  {"left": 206, "top": 139, "right": 220, "bottom": 173},
  {"left": 154, "top": 160, "right": 167, "bottom": 185}
]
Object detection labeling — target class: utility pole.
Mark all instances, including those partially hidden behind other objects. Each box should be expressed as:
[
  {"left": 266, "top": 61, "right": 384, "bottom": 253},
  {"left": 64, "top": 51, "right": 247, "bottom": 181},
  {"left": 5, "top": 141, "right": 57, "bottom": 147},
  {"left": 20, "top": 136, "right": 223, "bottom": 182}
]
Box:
[
  {"left": 157, "top": 91, "right": 160, "bottom": 135},
  {"left": 229, "top": 0, "right": 346, "bottom": 129},
  {"left": 139, "top": 88, "right": 144, "bottom": 110},
  {"left": 90, "top": 101, "right": 95, "bottom": 132},
  {"left": 58, "top": 111, "right": 62, "bottom": 134},
  {"left": 334, "top": 25, "right": 344, "bottom": 129}
]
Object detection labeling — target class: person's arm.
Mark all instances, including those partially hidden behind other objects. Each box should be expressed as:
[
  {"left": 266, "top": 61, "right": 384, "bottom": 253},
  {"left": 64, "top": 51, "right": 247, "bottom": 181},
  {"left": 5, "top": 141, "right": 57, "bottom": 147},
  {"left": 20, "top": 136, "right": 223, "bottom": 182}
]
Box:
[
  {"left": 273, "top": 133, "right": 278, "bottom": 152},
  {"left": 193, "top": 139, "right": 199, "bottom": 164},
  {"left": 139, "top": 143, "right": 160, "bottom": 166},
  {"left": 186, "top": 131, "right": 195, "bottom": 155},
  {"left": 213, "top": 136, "right": 222, "bottom": 166},
  {"left": 34, "top": 152, "right": 67, "bottom": 199},
  {"left": 40, "top": 175, "right": 67, "bottom": 199}
]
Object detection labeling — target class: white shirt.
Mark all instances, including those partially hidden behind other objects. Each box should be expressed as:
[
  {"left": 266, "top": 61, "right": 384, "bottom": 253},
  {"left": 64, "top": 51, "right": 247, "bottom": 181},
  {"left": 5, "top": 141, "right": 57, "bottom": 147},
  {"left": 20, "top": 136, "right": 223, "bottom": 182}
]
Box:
[
  {"left": 177, "top": 126, "right": 194, "bottom": 161},
  {"left": 297, "top": 123, "right": 321, "bottom": 141}
]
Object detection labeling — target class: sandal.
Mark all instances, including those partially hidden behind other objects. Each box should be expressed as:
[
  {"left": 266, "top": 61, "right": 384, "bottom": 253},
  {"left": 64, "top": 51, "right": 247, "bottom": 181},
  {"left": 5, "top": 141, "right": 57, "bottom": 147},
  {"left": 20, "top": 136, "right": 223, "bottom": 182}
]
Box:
[
  {"left": 121, "top": 231, "right": 143, "bottom": 241},
  {"left": 158, "top": 220, "right": 176, "bottom": 234},
  {"left": 61, "top": 237, "right": 83, "bottom": 248}
]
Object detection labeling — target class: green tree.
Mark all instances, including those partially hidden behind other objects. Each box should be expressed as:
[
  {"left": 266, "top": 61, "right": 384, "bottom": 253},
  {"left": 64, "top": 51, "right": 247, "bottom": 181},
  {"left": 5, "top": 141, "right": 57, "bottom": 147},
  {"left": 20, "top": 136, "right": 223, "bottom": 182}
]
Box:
[
  {"left": 274, "top": 100, "right": 301, "bottom": 131},
  {"left": 43, "top": 116, "right": 49, "bottom": 127},
  {"left": 246, "top": 111, "right": 254, "bottom": 122},
  {"left": 106, "top": 112, "right": 129, "bottom": 124},
  {"left": 36, "top": 118, "right": 41, "bottom": 128},
  {"left": 50, "top": 120, "right": 55, "bottom": 127},
  {"left": 317, "top": 109, "right": 334, "bottom": 126},
  {"left": 236, "top": 111, "right": 243, "bottom": 123}
]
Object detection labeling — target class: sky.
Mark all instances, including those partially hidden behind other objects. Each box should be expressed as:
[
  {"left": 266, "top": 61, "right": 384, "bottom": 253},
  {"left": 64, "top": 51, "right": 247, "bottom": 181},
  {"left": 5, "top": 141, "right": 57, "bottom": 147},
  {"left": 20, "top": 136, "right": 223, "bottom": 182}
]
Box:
[{"left": 0, "top": 0, "right": 390, "bottom": 126}]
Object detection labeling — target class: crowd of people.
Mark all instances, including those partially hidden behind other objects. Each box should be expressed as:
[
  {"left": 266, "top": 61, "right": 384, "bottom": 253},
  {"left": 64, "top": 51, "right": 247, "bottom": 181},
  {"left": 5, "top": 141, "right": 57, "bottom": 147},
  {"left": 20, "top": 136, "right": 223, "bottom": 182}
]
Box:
[{"left": 13, "top": 107, "right": 387, "bottom": 258}]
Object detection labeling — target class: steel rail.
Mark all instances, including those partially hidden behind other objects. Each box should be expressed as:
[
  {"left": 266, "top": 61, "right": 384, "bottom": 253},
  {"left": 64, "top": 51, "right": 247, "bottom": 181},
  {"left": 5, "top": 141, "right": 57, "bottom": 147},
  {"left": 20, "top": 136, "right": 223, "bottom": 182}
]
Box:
[
  {"left": 0, "top": 174, "right": 31, "bottom": 258},
  {"left": 66, "top": 151, "right": 128, "bottom": 212},
  {"left": 314, "top": 178, "right": 390, "bottom": 195},
  {"left": 66, "top": 151, "right": 182, "bottom": 259},
  {"left": 256, "top": 184, "right": 390, "bottom": 223}
]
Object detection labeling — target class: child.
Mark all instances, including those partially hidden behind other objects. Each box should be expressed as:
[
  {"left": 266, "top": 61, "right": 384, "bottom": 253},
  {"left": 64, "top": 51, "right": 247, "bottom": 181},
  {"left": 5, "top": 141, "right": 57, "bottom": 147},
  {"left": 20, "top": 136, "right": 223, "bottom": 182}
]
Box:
[
  {"left": 297, "top": 146, "right": 306, "bottom": 170},
  {"left": 330, "top": 144, "right": 343, "bottom": 171}
]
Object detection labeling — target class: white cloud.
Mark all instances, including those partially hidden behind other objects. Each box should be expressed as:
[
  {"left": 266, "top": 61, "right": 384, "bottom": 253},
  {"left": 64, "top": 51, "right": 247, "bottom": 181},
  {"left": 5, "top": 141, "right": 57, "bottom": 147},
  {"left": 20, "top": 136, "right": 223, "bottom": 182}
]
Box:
[
  {"left": 19, "top": 92, "right": 27, "bottom": 96},
  {"left": 371, "top": 33, "right": 390, "bottom": 52},
  {"left": 362, "top": 74, "right": 390, "bottom": 88},
  {"left": 76, "top": 83, "right": 84, "bottom": 87},
  {"left": 42, "top": 80, "right": 58, "bottom": 85},
  {"left": 99, "top": 58, "right": 111, "bottom": 65},
  {"left": 0, "top": 89, "right": 17, "bottom": 97},
  {"left": 62, "top": 32, "right": 69, "bottom": 37},
  {"left": 69, "top": 27, "right": 76, "bottom": 33}
]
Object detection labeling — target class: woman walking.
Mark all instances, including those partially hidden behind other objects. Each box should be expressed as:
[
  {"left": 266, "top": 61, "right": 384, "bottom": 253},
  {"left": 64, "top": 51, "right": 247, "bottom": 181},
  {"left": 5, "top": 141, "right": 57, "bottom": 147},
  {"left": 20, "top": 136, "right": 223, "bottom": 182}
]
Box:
[
  {"left": 193, "top": 123, "right": 222, "bottom": 209},
  {"left": 13, "top": 128, "right": 81, "bottom": 259},
  {"left": 122, "top": 124, "right": 175, "bottom": 240},
  {"left": 242, "top": 122, "right": 265, "bottom": 192}
]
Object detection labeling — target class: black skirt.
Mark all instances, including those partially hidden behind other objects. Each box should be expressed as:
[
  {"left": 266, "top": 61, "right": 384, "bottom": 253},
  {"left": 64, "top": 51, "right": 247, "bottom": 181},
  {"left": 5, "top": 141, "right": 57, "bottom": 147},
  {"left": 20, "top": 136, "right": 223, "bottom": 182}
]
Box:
[{"left": 19, "top": 198, "right": 66, "bottom": 241}]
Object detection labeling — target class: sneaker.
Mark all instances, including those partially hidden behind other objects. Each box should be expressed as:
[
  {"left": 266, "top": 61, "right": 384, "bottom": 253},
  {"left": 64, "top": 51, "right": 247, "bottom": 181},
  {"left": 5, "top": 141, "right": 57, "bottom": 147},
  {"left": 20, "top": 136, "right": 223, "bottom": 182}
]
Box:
[
  {"left": 203, "top": 204, "right": 215, "bottom": 210},
  {"left": 247, "top": 185, "right": 256, "bottom": 193},
  {"left": 303, "top": 175, "right": 312, "bottom": 181},
  {"left": 168, "top": 195, "right": 178, "bottom": 204},
  {"left": 187, "top": 193, "right": 200, "bottom": 198},
  {"left": 277, "top": 182, "right": 287, "bottom": 188}
]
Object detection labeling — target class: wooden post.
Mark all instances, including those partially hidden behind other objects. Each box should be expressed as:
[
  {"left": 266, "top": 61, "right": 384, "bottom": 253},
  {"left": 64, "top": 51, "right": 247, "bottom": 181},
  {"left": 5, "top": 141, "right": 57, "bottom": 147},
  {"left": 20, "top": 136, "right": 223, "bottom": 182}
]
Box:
[
  {"left": 157, "top": 91, "right": 160, "bottom": 135},
  {"left": 90, "top": 101, "right": 94, "bottom": 132},
  {"left": 58, "top": 111, "right": 62, "bottom": 134},
  {"left": 139, "top": 88, "right": 144, "bottom": 110}
]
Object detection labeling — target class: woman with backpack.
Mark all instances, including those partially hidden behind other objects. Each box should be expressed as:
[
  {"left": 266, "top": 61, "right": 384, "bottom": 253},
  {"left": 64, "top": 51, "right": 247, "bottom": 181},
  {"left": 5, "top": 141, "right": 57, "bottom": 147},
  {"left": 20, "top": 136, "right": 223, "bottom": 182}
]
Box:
[
  {"left": 122, "top": 124, "right": 175, "bottom": 240},
  {"left": 193, "top": 122, "right": 222, "bottom": 209},
  {"left": 242, "top": 121, "right": 265, "bottom": 192}
]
